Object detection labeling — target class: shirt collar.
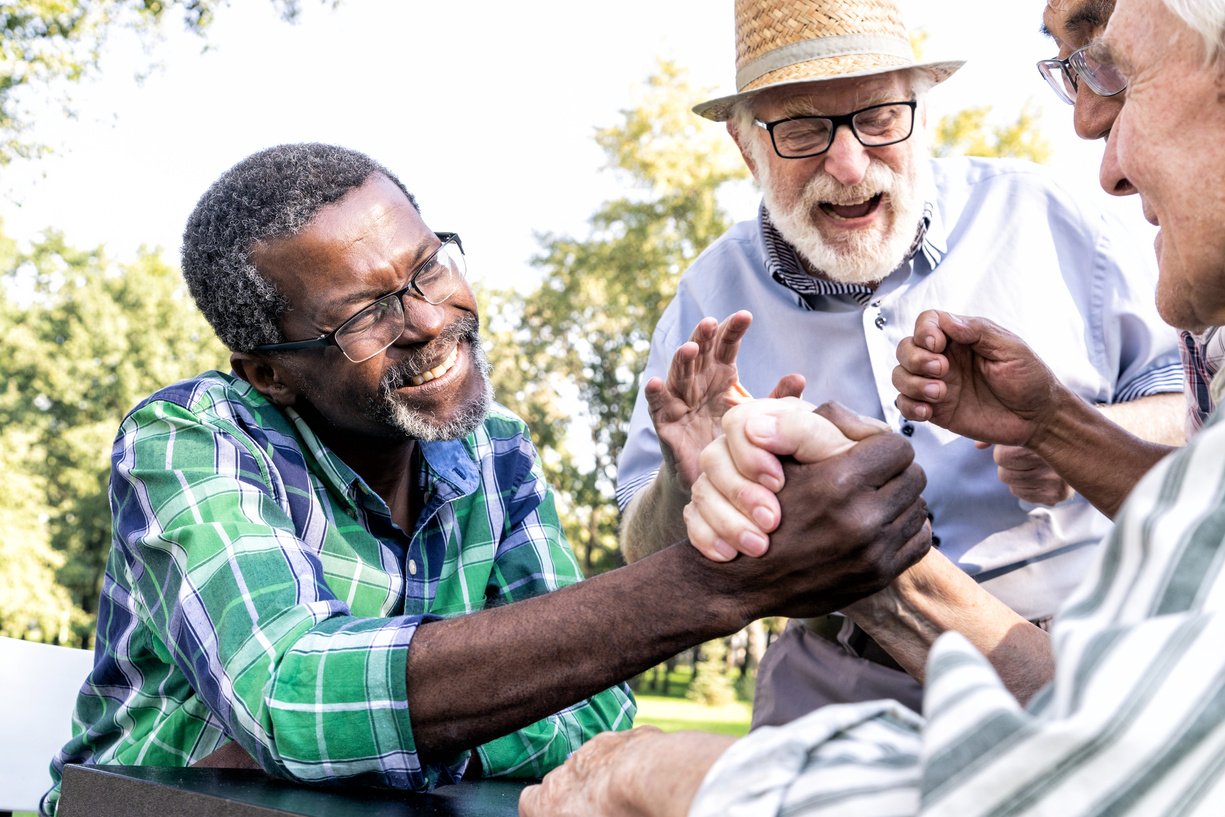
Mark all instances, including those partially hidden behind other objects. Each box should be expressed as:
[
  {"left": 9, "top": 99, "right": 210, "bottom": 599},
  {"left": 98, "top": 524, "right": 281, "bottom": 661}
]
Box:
[
  {"left": 282, "top": 407, "right": 480, "bottom": 509},
  {"left": 760, "top": 196, "right": 940, "bottom": 309}
]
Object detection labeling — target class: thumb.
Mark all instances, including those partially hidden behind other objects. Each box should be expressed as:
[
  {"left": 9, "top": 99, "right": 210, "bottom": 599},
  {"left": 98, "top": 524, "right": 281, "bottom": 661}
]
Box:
[
  {"left": 747, "top": 409, "right": 854, "bottom": 463},
  {"left": 815, "top": 401, "right": 892, "bottom": 442},
  {"left": 768, "top": 373, "right": 807, "bottom": 400}
]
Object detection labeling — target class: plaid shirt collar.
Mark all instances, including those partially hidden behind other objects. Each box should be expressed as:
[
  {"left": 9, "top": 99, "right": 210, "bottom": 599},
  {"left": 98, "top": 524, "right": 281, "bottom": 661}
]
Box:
[
  {"left": 760, "top": 198, "right": 941, "bottom": 310},
  {"left": 282, "top": 403, "right": 479, "bottom": 517}
]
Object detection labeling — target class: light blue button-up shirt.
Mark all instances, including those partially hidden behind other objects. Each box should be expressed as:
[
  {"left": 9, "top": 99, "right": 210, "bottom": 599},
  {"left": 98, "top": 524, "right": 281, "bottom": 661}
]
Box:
[{"left": 618, "top": 156, "right": 1182, "bottom": 620}]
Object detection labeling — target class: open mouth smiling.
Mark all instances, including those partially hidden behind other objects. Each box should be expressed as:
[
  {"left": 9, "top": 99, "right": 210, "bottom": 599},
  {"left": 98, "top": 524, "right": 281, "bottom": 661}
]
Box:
[
  {"left": 407, "top": 343, "right": 460, "bottom": 386},
  {"left": 818, "top": 193, "right": 884, "bottom": 220}
]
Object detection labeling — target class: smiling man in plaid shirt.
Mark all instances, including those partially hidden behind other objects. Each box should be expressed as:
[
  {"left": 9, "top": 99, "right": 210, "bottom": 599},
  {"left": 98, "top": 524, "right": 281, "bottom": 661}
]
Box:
[{"left": 41, "top": 142, "right": 933, "bottom": 814}]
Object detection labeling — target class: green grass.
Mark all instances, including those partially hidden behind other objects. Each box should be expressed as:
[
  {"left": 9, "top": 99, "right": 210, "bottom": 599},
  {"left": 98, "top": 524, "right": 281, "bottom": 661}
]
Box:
[
  {"left": 633, "top": 692, "right": 751, "bottom": 737},
  {"left": 630, "top": 662, "right": 753, "bottom": 737}
]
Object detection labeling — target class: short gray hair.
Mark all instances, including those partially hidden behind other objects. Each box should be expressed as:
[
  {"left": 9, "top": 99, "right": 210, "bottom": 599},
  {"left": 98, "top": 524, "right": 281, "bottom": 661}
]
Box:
[
  {"left": 181, "top": 143, "right": 418, "bottom": 352},
  {"left": 1163, "top": 0, "right": 1225, "bottom": 64}
]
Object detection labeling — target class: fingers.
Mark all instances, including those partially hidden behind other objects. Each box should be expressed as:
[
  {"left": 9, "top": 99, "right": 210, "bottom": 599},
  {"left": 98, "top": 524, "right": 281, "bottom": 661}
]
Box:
[
  {"left": 712, "top": 310, "right": 753, "bottom": 366},
  {"left": 686, "top": 437, "right": 782, "bottom": 559},
  {"left": 818, "top": 425, "right": 917, "bottom": 492},
  {"left": 767, "top": 373, "right": 806, "bottom": 400},
  {"left": 685, "top": 474, "right": 772, "bottom": 560},
  {"left": 815, "top": 401, "right": 891, "bottom": 442},
  {"left": 991, "top": 444, "right": 1074, "bottom": 505},
  {"left": 892, "top": 335, "right": 948, "bottom": 422}
]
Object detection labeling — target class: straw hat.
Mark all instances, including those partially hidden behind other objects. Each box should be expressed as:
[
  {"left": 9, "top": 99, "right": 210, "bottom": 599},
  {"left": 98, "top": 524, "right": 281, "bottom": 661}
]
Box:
[{"left": 694, "top": 0, "right": 964, "bottom": 121}]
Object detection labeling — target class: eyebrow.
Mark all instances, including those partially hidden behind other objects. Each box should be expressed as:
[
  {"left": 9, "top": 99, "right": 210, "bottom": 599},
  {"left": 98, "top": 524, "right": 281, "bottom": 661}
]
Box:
[
  {"left": 317, "top": 236, "right": 438, "bottom": 326},
  {"left": 1041, "top": 0, "right": 1115, "bottom": 40}
]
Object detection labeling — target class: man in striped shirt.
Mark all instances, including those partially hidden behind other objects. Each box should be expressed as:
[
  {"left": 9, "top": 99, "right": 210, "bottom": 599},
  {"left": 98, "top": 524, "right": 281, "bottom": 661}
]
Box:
[
  {"left": 43, "top": 143, "right": 933, "bottom": 814},
  {"left": 520, "top": 0, "right": 1225, "bottom": 814}
]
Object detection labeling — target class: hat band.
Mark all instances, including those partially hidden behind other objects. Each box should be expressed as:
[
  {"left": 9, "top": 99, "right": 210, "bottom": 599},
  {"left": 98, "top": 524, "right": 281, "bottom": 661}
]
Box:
[{"left": 736, "top": 34, "right": 916, "bottom": 91}]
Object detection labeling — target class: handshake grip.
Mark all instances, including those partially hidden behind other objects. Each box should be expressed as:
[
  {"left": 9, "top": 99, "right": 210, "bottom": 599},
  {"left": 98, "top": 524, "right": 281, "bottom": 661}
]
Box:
[{"left": 733, "top": 425, "right": 930, "bottom": 622}]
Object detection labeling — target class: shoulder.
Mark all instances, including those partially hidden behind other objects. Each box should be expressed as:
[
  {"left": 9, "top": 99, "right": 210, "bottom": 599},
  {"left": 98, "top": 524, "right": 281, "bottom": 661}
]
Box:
[
  {"left": 928, "top": 156, "right": 1126, "bottom": 247},
  {"left": 124, "top": 371, "right": 270, "bottom": 426},
  {"left": 680, "top": 218, "right": 763, "bottom": 284},
  {"left": 118, "top": 371, "right": 296, "bottom": 456}
]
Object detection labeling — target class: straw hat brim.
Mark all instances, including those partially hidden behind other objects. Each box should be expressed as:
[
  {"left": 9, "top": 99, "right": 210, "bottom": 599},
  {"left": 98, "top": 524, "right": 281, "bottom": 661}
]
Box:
[{"left": 693, "top": 59, "right": 965, "bottom": 122}]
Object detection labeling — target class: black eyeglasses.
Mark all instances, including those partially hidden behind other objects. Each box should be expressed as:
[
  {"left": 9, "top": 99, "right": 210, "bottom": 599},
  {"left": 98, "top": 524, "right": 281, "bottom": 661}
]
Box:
[
  {"left": 754, "top": 100, "right": 918, "bottom": 160},
  {"left": 252, "top": 232, "right": 466, "bottom": 363},
  {"left": 1036, "top": 44, "right": 1128, "bottom": 105}
]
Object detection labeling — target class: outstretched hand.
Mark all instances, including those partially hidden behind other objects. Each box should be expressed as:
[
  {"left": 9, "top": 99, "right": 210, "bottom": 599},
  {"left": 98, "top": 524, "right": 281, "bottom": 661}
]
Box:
[
  {"left": 645, "top": 311, "right": 805, "bottom": 493},
  {"left": 892, "top": 310, "right": 1063, "bottom": 447}
]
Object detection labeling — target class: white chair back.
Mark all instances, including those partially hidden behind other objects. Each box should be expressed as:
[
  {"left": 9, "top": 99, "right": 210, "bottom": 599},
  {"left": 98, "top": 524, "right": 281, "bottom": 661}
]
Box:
[{"left": 0, "top": 636, "right": 93, "bottom": 814}]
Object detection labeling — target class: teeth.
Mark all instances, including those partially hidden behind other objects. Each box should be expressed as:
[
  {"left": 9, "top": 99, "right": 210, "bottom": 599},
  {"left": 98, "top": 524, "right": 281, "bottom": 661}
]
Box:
[{"left": 408, "top": 344, "right": 459, "bottom": 386}]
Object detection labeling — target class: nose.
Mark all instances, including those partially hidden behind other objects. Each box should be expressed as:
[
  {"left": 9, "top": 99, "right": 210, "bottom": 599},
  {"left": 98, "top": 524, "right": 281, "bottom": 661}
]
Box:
[
  {"left": 821, "top": 125, "right": 871, "bottom": 186},
  {"left": 1098, "top": 126, "right": 1136, "bottom": 197},
  {"left": 1073, "top": 88, "right": 1122, "bottom": 142},
  {"left": 394, "top": 295, "right": 448, "bottom": 345}
]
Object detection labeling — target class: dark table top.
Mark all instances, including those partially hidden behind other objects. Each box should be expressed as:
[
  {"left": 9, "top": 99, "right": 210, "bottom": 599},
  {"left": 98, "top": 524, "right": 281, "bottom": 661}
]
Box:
[{"left": 58, "top": 764, "right": 529, "bottom": 817}]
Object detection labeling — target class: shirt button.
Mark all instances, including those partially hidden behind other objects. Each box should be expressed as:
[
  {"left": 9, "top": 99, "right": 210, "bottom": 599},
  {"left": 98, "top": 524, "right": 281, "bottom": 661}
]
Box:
[
  {"left": 408, "top": 559, "right": 418, "bottom": 576},
  {"left": 874, "top": 314, "right": 887, "bottom": 329},
  {"left": 901, "top": 423, "right": 914, "bottom": 436}
]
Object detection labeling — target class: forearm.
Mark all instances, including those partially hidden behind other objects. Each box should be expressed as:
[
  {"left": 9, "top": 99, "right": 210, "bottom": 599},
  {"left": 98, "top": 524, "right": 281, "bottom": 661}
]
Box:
[
  {"left": 407, "top": 543, "right": 744, "bottom": 759},
  {"left": 1097, "top": 391, "right": 1185, "bottom": 446},
  {"left": 620, "top": 468, "right": 689, "bottom": 563},
  {"left": 845, "top": 550, "right": 1053, "bottom": 705},
  {"left": 1030, "top": 387, "right": 1175, "bottom": 517}
]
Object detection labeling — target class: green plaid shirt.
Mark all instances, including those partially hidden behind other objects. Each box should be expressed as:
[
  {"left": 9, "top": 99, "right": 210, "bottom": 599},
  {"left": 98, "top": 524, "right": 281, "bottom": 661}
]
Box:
[{"left": 44, "top": 371, "right": 634, "bottom": 813}]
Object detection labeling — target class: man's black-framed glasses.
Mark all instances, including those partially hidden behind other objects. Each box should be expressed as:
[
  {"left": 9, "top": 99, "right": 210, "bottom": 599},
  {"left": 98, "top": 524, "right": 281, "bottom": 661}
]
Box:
[
  {"left": 1036, "top": 44, "right": 1128, "bottom": 105},
  {"left": 754, "top": 100, "right": 918, "bottom": 160},
  {"left": 253, "top": 232, "right": 466, "bottom": 364}
]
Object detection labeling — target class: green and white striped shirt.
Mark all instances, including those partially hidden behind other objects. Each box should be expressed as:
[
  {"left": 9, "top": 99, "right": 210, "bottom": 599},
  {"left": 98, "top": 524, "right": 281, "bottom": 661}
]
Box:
[
  {"left": 44, "top": 371, "right": 634, "bottom": 814},
  {"left": 692, "top": 379, "right": 1225, "bottom": 817}
]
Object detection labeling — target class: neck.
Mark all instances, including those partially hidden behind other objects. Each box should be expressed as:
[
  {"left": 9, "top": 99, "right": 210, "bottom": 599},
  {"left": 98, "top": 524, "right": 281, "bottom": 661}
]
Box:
[{"left": 295, "top": 402, "right": 420, "bottom": 524}]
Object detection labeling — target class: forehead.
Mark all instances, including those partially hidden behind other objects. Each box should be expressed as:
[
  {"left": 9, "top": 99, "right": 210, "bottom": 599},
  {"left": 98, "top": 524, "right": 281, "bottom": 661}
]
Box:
[
  {"left": 750, "top": 73, "right": 913, "bottom": 117},
  {"left": 252, "top": 174, "right": 431, "bottom": 313},
  {"left": 1100, "top": 0, "right": 1157, "bottom": 66}
]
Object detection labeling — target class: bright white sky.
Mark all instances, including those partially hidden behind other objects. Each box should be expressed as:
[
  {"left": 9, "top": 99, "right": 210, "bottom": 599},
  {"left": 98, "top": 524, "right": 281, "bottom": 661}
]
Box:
[{"left": 0, "top": 0, "right": 1151, "bottom": 292}]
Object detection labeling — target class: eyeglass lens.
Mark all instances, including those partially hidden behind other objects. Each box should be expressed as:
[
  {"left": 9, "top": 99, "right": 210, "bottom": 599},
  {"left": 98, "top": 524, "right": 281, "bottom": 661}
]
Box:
[
  {"left": 1038, "top": 46, "right": 1127, "bottom": 105},
  {"left": 333, "top": 240, "right": 465, "bottom": 362},
  {"left": 771, "top": 103, "right": 914, "bottom": 158}
]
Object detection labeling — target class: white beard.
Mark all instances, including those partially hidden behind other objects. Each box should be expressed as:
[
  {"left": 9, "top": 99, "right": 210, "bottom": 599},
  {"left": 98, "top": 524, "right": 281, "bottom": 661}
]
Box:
[{"left": 757, "top": 146, "right": 929, "bottom": 285}]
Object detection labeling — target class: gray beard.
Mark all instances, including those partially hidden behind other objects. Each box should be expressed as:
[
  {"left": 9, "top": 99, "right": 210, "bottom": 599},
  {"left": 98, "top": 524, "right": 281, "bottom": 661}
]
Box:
[
  {"left": 751, "top": 138, "right": 928, "bottom": 285},
  {"left": 369, "top": 317, "right": 493, "bottom": 442}
]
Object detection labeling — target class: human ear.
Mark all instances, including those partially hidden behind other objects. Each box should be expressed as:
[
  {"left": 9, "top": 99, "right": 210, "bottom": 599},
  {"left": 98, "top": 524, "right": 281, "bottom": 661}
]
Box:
[
  {"left": 230, "top": 352, "right": 300, "bottom": 407},
  {"left": 727, "top": 120, "right": 760, "bottom": 180}
]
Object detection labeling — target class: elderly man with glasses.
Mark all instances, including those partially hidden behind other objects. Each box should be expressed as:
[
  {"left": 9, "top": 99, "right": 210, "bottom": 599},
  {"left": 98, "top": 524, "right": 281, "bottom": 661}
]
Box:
[
  {"left": 1042, "top": 0, "right": 1224, "bottom": 446},
  {"left": 40, "top": 142, "right": 937, "bottom": 814},
  {"left": 616, "top": 0, "right": 1185, "bottom": 727}
]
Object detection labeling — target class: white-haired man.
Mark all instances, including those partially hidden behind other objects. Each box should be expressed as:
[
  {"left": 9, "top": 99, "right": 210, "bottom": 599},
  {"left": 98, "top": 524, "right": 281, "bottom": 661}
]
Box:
[
  {"left": 616, "top": 0, "right": 1184, "bottom": 724},
  {"left": 522, "top": 1, "right": 1225, "bottom": 814}
]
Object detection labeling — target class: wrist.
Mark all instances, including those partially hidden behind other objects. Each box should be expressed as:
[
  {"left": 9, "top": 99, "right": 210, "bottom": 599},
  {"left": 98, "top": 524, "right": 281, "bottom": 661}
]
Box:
[{"left": 1024, "top": 383, "right": 1092, "bottom": 458}]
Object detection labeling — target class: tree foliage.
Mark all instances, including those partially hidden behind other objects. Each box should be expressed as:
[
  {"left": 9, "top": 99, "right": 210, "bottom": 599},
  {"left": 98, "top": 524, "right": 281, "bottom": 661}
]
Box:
[
  {"left": 932, "top": 101, "right": 1052, "bottom": 164},
  {"left": 1, "top": 227, "right": 229, "bottom": 643},
  {"left": 483, "top": 60, "right": 749, "bottom": 574},
  {"left": 0, "top": 0, "right": 305, "bottom": 165},
  {"left": 911, "top": 30, "right": 1053, "bottom": 164}
]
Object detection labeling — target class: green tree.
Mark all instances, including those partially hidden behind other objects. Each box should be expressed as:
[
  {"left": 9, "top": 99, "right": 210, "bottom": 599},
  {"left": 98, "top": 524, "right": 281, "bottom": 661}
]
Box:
[
  {"left": 0, "top": 0, "right": 308, "bottom": 165},
  {"left": 911, "top": 31, "right": 1053, "bottom": 163},
  {"left": 932, "top": 101, "right": 1052, "bottom": 164},
  {"left": 483, "top": 60, "right": 748, "bottom": 575},
  {"left": 2, "top": 230, "right": 229, "bottom": 642}
]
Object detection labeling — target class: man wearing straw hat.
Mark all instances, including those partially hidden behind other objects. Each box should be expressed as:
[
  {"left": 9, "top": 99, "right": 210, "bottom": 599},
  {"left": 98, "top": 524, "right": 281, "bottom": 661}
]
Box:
[{"left": 616, "top": 0, "right": 1184, "bottom": 724}]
